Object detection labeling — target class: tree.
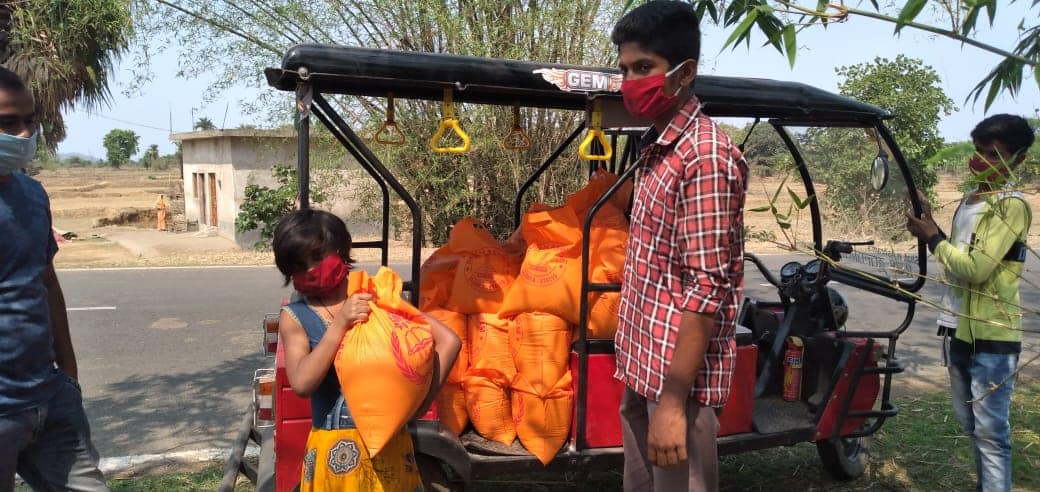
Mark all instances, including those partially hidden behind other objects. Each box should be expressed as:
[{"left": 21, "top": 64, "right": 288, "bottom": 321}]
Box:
[
  {"left": 789, "top": 56, "right": 953, "bottom": 239},
  {"left": 140, "top": 0, "right": 625, "bottom": 244},
  {"left": 102, "top": 129, "right": 139, "bottom": 168},
  {"left": 731, "top": 122, "right": 794, "bottom": 176},
  {"left": 141, "top": 144, "right": 160, "bottom": 168},
  {"left": 0, "top": 0, "right": 132, "bottom": 149},
  {"left": 645, "top": 0, "right": 1038, "bottom": 109},
  {"left": 236, "top": 165, "right": 327, "bottom": 248},
  {"left": 194, "top": 117, "right": 216, "bottom": 131},
  {"left": 837, "top": 55, "right": 956, "bottom": 193}
]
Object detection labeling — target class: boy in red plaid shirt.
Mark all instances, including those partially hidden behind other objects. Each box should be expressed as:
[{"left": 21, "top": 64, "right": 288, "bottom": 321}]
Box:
[{"left": 612, "top": 2, "right": 748, "bottom": 490}]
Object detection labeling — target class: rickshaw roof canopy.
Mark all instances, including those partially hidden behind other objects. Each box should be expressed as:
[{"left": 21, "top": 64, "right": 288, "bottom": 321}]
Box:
[{"left": 265, "top": 44, "right": 891, "bottom": 122}]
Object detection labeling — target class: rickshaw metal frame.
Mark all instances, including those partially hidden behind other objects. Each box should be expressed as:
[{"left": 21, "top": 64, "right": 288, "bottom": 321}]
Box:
[{"left": 264, "top": 44, "right": 929, "bottom": 486}]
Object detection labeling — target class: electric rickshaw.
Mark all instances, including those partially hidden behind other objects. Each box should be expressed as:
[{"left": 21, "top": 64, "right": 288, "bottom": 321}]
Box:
[{"left": 235, "top": 44, "right": 927, "bottom": 491}]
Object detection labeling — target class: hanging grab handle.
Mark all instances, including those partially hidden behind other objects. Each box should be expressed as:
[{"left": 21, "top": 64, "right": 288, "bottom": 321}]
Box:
[
  {"left": 430, "top": 88, "right": 471, "bottom": 154},
  {"left": 578, "top": 100, "right": 612, "bottom": 161},
  {"left": 375, "top": 93, "right": 406, "bottom": 145},
  {"left": 502, "top": 104, "right": 532, "bottom": 150}
]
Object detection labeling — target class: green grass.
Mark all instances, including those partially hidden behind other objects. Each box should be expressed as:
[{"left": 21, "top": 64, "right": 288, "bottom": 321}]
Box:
[
  {"left": 16, "top": 465, "right": 252, "bottom": 492},
  {"left": 105, "top": 465, "right": 254, "bottom": 492},
  {"left": 69, "top": 384, "right": 1039, "bottom": 491}
]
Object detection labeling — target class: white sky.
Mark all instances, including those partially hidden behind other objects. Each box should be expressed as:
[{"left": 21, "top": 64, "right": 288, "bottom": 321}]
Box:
[{"left": 57, "top": 4, "right": 1039, "bottom": 159}]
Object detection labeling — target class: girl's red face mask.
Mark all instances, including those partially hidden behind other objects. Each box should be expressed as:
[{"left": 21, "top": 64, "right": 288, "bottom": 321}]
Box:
[{"left": 292, "top": 254, "right": 349, "bottom": 298}]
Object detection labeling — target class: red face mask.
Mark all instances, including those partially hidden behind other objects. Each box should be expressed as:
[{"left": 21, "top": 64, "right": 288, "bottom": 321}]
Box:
[
  {"left": 292, "top": 254, "right": 349, "bottom": 298},
  {"left": 969, "top": 155, "right": 1009, "bottom": 185},
  {"left": 620, "top": 62, "right": 688, "bottom": 121}
]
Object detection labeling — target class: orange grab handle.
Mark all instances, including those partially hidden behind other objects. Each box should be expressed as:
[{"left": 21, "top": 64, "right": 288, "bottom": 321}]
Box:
[
  {"left": 376, "top": 93, "right": 406, "bottom": 145},
  {"left": 502, "top": 104, "right": 531, "bottom": 150}
]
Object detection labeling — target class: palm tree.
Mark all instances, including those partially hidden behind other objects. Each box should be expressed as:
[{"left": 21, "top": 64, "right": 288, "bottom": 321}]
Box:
[
  {"left": 193, "top": 117, "right": 216, "bottom": 131},
  {"left": 0, "top": 0, "right": 132, "bottom": 150}
]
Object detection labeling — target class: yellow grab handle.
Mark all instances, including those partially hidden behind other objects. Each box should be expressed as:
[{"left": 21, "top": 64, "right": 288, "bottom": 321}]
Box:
[
  {"left": 430, "top": 118, "right": 471, "bottom": 154},
  {"left": 376, "top": 93, "right": 406, "bottom": 145},
  {"left": 579, "top": 100, "right": 612, "bottom": 161},
  {"left": 578, "top": 128, "right": 612, "bottom": 161},
  {"left": 430, "top": 88, "right": 471, "bottom": 154}
]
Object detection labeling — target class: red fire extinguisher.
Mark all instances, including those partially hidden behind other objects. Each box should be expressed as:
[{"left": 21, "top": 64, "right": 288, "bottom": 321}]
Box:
[{"left": 782, "top": 337, "right": 804, "bottom": 402}]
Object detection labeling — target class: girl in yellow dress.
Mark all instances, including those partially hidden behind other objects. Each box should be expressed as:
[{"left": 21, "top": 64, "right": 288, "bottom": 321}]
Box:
[{"left": 273, "top": 209, "right": 461, "bottom": 491}]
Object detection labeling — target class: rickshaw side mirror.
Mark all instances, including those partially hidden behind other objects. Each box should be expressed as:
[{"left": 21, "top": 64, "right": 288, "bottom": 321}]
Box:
[{"left": 871, "top": 154, "right": 889, "bottom": 191}]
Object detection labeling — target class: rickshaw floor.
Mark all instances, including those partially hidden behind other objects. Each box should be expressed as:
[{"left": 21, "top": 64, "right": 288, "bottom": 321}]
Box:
[
  {"left": 751, "top": 397, "right": 815, "bottom": 434},
  {"left": 461, "top": 431, "right": 533, "bottom": 456}
]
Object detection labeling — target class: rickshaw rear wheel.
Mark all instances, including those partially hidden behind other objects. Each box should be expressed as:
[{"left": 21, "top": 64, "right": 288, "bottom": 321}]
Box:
[
  {"left": 816, "top": 437, "right": 867, "bottom": 480},
  {"left": 418, "top": 454, "right": 463, "bottom": 491}
]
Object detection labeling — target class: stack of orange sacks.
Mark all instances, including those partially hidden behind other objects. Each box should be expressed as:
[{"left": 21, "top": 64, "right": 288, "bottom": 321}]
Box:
[
  {"left": 419, "top": 219, "right": 520, "bottom": 444},
  {"left": 418, "top": 170, "right": 629, "bottom": 466}
]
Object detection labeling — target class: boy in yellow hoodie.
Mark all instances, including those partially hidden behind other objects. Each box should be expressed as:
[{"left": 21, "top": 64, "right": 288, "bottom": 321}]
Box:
[{"left": 907, "top": 114, "right": 1035, "bottom": 492}]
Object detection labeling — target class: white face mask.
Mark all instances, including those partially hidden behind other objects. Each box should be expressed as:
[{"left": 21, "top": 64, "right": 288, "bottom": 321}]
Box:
[{"left": 0, "top": 132, "right": 36, "bottom": 175}]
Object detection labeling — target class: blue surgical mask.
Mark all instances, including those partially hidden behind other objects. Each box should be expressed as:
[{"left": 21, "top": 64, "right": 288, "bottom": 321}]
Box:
[{"left": 0, "top": 132, "right": 36, "bottom": 175}]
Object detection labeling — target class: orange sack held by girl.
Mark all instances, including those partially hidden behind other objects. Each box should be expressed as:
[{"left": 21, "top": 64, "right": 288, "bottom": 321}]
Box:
[{"left": 272, "top": 209, "right": 461, "bottom": 492}]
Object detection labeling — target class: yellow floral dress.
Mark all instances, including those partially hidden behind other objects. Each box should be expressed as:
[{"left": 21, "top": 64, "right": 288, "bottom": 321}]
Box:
[{"left": 299, "top": 427, "right": 424, "bottom": 491}]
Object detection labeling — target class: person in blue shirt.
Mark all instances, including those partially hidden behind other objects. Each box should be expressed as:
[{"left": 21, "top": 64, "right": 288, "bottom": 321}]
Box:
[{"left": 0, "top": 67, "right": 107, "bottom": 491}]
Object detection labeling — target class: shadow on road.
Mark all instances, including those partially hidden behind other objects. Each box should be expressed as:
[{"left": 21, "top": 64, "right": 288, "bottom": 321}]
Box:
[{"left": 85, "top": 352, "right": 267, "bottom": 459}]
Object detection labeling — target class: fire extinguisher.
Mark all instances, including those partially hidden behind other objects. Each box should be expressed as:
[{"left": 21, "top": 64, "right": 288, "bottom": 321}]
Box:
[{"left": 782, "top": 336, "right": 804, "bottom": 402}]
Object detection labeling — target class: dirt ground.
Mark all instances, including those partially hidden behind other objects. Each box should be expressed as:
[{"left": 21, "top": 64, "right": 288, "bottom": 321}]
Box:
[
  {"left": 742, "top": 172, "right": 1040, "bottom": 254},
  {"left": 39, "top": 168, "right": 430, "bottom": 268},
  {"left": 36, "top": 168, "right": 1040, "bottom": 269}
]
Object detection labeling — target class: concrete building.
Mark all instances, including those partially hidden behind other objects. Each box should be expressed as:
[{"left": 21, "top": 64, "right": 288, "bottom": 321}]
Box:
[{"left": 170, "top": 129, "right": 296, "bottom": 247}]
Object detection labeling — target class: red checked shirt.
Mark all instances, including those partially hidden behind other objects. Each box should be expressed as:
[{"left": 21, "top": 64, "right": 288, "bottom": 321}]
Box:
[{"left": 614, "top": 97, "right": 748, "bottom": 407}]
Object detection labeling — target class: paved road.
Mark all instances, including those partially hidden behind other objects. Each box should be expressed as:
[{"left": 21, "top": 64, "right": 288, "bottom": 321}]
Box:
[
  {"left": 60, "top": 266, "right": 288, "bottom": 460},
  {"left": 57, "top": 258, "right": 1039, "bottom": 460},
  {"left": 59, "top": 263, "right": 410, "bottom": 460}
]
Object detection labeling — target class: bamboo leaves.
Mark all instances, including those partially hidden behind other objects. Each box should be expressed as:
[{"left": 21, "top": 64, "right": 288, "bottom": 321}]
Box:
[{"left": 686, "top": 0, "right": 1038, "bottom": 111}]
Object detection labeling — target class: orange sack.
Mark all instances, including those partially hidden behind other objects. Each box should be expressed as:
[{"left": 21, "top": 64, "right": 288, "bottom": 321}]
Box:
[
  {"left": 565, "top": 172, "right": 629, "bottom": 339},
  {"left": 468, "top": 313, "right": 516, "bottom": 379},
  {"left": 512, "top": 371, "right": 574, "bottom": 466},
  {"left": 511, "top": 313, "right": 571, "bottom": 393},
  {"left": 436, "top": 381, "right": 469, "bottom": 436},
  {"left": 427, "top": 309, "right": 468, "bottom": 382},
  {"left": 334, "top": 267, "right": 434, "bottom": 456},
  {"left": 499, "top": 204, "right": 627, "bottom": 330},
  {"left": 565, "top": 168, "right": 633, "bottom": 217},
  {"left": 443, "top": 218, "right": 520, "bottom": 315},
  {"left": 498, "top": 206, "right": 583, "bottom": 323},
  {"left": 427, "top": 308, "right": 470, "bottom": 436},
  {"left": 464, "top": 369, "right": 516, "bottom": 446},
  {"left": 418, "top": 251, "right": 457, "bottom": 311},
  {"left": 465, "top": 313, "right": 517, "bottom": 444}
]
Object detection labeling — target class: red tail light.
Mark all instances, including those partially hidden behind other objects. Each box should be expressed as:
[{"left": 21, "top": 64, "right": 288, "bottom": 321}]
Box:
[
  {"left": 263, "top": 314, "right": 279, "bottom": 356},
  {"left": 253, "top": 368, "right": 276, "bottom": 427}
]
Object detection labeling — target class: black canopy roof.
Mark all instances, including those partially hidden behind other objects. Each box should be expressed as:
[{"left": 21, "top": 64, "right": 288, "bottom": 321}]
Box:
[{"left": 265, "top": 44, "right": 890, "bottom": 122}]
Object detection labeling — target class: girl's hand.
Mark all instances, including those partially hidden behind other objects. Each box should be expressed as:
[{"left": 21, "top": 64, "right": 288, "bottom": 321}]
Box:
[{"left": 334, "top": 293, "right": 373, "bottom": 330}]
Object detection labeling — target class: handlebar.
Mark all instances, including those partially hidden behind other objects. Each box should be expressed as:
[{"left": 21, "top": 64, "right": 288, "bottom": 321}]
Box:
[
  {"left": 824, "top": 240, "right": 874, "bottom": 261},
  {"left": 744, "top": 253, "right": 782, "bottom": 288}
]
